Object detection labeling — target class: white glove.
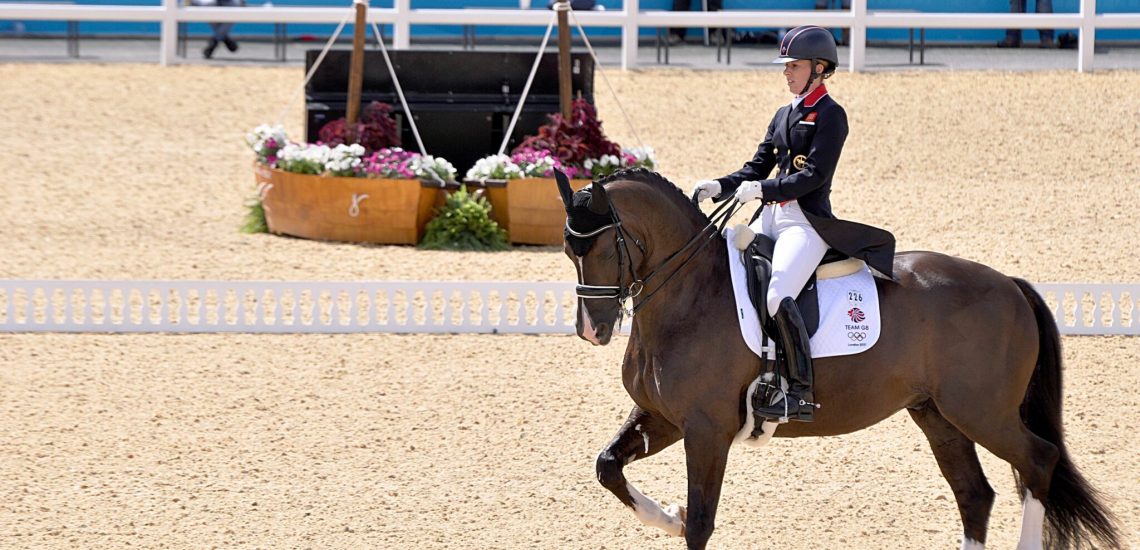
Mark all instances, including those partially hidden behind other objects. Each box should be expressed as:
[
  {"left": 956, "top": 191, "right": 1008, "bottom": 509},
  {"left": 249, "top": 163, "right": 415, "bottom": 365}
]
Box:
[
  {"left": 691, "top": 180, "right": 721, "bottom": 203},
  {"left": 734, "top": 180, "right": 765, "bottom": 203}
]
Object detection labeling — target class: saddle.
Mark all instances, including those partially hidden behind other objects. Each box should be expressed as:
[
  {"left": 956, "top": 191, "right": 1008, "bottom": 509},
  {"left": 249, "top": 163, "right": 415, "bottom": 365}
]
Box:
[{"left": 731, "top": 224, "right": 866, "bottom": 339}]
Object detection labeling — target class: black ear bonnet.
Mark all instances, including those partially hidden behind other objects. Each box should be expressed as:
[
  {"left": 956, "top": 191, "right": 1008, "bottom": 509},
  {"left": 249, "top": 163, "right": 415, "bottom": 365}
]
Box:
[{"left": 564, "top": 189, "right": 613, "bottom": 257}]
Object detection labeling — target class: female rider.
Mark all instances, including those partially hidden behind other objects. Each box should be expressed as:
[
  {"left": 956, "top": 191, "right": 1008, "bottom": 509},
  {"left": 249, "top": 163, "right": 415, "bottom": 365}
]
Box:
[{"left": 692, "top": 25, "right": 895, "bottom": 424}]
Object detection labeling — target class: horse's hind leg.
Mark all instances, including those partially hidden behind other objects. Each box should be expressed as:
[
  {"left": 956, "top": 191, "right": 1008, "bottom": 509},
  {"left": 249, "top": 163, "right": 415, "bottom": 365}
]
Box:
[
  {"left": 908, "top": 403, "right": 996, "bottom": 549},
  {"left": 935, "top": 404, "right": 1059, "bottom": 550},
  {"left": 596, "top": 406, "right": 684, "bottom": 536}
]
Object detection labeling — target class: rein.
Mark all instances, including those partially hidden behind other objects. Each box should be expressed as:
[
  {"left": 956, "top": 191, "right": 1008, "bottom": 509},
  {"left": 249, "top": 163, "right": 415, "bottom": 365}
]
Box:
[{"left": 571, "top": 197, "right": 742, "bottom": 321}]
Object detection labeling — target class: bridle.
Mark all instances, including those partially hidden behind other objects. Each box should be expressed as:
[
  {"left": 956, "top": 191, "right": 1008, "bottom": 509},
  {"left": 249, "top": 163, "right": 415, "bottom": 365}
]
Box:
[{"left": 570, "top": 196, "right": 742, "bottom": 323}]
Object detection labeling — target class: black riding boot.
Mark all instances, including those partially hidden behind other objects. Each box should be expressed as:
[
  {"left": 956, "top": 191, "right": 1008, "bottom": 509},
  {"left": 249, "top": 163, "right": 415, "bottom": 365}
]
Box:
[{"left": 754, "top": 297, "right": 817, "bottom": 423}]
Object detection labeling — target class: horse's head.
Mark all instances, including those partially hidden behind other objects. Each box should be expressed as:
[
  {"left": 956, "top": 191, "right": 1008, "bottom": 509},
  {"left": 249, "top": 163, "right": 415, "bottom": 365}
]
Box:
[{"left": 557, "top": 168, "right": 713, "bottom": 346}]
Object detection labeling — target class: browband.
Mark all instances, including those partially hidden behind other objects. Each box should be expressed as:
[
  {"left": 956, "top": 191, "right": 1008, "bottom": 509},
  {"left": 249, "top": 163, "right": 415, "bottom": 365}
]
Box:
[{"left": 565, "top": 221, "right": 621, "bottom": 239}]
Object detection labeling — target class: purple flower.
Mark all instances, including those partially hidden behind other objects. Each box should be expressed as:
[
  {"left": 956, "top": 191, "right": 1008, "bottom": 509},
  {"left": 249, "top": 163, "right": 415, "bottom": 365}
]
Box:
[{"left": 361, "top": 147, "right": 422, "bottom": 179}]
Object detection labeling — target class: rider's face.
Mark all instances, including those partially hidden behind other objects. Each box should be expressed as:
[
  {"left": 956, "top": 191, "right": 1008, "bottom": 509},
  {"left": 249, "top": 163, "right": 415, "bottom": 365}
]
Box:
[{"left": 783, "top": 60, "right": 821, "bottom": 95}]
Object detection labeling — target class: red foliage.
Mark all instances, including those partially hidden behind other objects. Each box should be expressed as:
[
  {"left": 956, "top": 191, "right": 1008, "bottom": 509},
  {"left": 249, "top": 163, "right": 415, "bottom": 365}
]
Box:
[
  {"left": 318, "top": 101, "right": 402, "bottom": 154},
  {"left": 512, "top": 98, "right": 620, "bottom": 168}
]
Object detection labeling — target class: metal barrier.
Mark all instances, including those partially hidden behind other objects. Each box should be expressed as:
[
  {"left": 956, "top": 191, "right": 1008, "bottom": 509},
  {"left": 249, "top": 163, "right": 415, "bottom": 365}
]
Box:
[
  {"left": 0, "top": 0, "right": 1137, "bottom": 71},
  {"left": 1, "top": 280, "right": 1136, "bottom": 335}
]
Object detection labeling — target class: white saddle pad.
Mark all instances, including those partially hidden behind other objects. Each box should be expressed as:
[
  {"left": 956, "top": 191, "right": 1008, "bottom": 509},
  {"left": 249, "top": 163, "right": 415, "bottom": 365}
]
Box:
[{"left": 725, "top": 226, "right": 882, "bottom": 360}]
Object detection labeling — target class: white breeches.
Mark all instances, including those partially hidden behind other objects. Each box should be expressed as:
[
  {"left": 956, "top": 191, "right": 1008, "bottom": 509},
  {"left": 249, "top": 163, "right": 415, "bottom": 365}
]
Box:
[{"left": 750, "top": 201, "right": 829, "bottom": 317}]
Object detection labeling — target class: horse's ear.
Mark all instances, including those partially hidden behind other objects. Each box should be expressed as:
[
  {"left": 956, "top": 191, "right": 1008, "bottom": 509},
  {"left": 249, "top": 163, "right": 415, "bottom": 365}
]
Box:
[
  {"left": 555, "top": 169, "right": 574, "bottom": 209},
  {"left": 587, "top": 181, "right": 610, "bottom": 215}
]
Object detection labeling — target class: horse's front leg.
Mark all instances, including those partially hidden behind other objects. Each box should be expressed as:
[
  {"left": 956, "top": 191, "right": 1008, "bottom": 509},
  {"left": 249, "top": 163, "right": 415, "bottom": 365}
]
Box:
[
  {"left": 596, "top": 406, "right": 684, "bottom": 536},
  {"left": 682, "top": 415, "right": 735, "bottom": 550}
]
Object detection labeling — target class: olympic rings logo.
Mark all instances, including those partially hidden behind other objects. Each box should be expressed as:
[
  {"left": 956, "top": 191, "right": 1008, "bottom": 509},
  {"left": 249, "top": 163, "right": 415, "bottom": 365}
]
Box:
[{"left": 847, "top": 331, "right": 867, "bottom": 341}]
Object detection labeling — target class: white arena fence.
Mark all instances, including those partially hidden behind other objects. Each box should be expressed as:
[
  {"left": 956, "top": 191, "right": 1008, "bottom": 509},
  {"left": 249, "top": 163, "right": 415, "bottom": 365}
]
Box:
[
  {"left": 0, "top": 280, "right": 1137, "bottom": 335},
  {"left": 0, "top": 0, "right": 1137, "bottom": 71}
]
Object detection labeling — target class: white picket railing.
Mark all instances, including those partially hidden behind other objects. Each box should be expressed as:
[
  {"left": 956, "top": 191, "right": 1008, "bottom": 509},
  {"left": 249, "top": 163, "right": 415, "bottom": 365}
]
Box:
[
  {"left": 0, "top": 280, "right": 578, "bottom": 334},
  {"left": 0, "top": 280, "right": 1136, "bottom": 335},
  {"left": 0, "top": 0, "right": 1136, "bottom": 71}
]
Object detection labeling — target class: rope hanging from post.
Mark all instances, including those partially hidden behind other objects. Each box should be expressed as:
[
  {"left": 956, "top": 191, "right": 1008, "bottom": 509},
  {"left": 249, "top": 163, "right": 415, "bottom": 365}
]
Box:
[
  {"left": 370, "top": 21, "right": 429, "bottom": 158},
  {"left": 274, "top": 6, "right": 354, "bottom": 126},
  {"left": 497, "top": 13, "right": 557, "bottom": 156},
  {"left": 567, "top": 5, "right": 646, "bottom": 149}
]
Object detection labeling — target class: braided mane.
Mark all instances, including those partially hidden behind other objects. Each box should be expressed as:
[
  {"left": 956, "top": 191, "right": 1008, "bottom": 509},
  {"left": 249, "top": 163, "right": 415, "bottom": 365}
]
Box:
[{"left": 594, "top": 168, "right": 712, "bottom": 226}]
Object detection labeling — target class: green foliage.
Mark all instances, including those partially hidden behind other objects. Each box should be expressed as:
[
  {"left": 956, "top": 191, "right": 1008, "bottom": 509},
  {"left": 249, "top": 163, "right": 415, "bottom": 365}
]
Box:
[
  {"left": 420, "top": 186, "right": 508, "bottom": 251},
  {"left": 241, "top": 198, "right": 268, "bottom": 234}
]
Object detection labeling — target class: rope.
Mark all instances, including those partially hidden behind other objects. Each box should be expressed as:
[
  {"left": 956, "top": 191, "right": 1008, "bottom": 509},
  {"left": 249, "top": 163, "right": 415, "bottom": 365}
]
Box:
[
  {"left": 496, "top": 13, "right": 558, "bottom": 156},
  {"left": 566, "top": 4, "right": 645, "bottom": 149},
  {"left": 274, "top": 6, "right": 353, "bottom": 127},
  {"left": 371, "top": 21, "right": 429, "bottom": 158}
]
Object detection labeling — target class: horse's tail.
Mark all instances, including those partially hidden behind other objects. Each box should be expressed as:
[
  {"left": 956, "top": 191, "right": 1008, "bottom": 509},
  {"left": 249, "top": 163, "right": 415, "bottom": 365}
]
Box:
[{"left": 1011, "top": 277, "right": 1121, "bottom": 549}]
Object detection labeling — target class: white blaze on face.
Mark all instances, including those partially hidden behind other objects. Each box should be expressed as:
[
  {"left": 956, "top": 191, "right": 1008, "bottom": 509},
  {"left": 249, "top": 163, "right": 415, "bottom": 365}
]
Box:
[
  {"left": 1016, "top": 491, "right": 1046, "bottom": 550},
  {"left": 961, "top": 537, "right": 985, "bottom": 550},
  {"left": 625, "top": 483, "right": 684, "bottom": 537},
  {"left": 577, "top": 257, "right": 601, "bottom": 345}
]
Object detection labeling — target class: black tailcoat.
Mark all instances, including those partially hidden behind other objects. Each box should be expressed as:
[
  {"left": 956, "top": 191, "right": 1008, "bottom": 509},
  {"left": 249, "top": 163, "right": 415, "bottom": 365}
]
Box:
[{"left": 714, "top": 86, "right": 896, "bottom": 278}]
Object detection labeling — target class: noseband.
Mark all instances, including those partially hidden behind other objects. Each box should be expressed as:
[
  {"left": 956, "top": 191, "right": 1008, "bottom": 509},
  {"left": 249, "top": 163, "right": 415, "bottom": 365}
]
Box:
[{"left": 570, "top": 197, "right": 741, "bottom": 320}]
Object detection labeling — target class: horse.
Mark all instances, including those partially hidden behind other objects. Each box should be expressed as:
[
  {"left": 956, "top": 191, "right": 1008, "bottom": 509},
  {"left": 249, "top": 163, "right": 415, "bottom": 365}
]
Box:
[{"left": 555, "top": 168, "right": 1120, "bottom": 550}]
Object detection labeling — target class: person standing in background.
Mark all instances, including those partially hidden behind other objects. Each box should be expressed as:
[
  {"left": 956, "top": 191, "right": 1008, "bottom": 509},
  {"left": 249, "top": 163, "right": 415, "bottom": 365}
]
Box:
[
  {"left": 815, "top": 0, "right": 850, "bottom": 45},
  {"left": 999, "top": 0, "right": 1055, "bottom": 48},
  {"left": 668, "top": 0, "right": 724, "bottom": 45},
  {"left": 192, "top": 0, "right": 246, "bottom": 59}
]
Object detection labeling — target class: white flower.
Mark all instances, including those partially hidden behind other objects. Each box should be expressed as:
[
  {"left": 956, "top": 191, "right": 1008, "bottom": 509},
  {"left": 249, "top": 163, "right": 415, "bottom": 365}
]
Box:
[
  {"left": 623, "top": 145, "right": 657, "bottom": 170},
  {"left": 519, "top": 154, "right": 558, "bottom": 177},
  {"left": 323, "top": 143, "right": 365, "bottom": 175},
  {"left": 465, "top": 154, "right": 522, "bottom": 180},
  {"left": 413, "top": 155, "right": 457, "bottom": 181},
  {"left": 245, "top": 124, "right": 289, "bottom": 156}
]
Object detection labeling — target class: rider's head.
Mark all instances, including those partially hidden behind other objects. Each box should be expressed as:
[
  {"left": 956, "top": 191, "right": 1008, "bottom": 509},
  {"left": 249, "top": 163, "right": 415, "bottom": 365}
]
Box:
[{"left": 772, "top": 26, "right": 839, "bottom": 96}]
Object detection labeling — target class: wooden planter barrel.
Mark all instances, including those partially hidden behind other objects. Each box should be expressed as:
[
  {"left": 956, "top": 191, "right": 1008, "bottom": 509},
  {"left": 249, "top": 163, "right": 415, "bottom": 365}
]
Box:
[
  {"left": 468, "top": 177, "right": 591, "bottom": 246},
  {"left": 254, "top": 164, "right": 453, "bottom": 245}
]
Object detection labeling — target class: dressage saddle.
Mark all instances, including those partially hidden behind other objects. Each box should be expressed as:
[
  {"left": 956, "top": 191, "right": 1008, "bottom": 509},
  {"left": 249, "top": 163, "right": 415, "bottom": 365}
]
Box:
[{"left": 731, "top": 224, "right": 865, "bottom": 339}]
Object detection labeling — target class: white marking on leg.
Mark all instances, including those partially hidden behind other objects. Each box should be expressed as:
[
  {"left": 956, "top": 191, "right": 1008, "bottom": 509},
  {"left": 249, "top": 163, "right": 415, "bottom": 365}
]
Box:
[
  {"left": 735, "top": 374, "right": 779, "bottom": 447},
  {"left": 625, "top": 482, "right": 684, "bottom": 537},
  {"left": 1016, "top": 490, "right": 1045, "bottom": 550},
  {"left": 634, "top": 423, "right": 649, "bottom": 454},
  {"left": 961, "top": 537, "right": 985, "bottom": 550}
]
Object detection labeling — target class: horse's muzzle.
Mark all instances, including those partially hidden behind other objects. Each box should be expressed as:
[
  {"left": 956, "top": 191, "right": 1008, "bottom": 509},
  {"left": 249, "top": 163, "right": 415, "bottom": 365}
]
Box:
[{"left": 577, "top": 303, "right": 615, "bottom": 346}]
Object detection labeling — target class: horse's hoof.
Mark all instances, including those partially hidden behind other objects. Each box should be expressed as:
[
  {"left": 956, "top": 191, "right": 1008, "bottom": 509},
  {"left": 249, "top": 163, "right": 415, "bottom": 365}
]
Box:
[{"left": 664, "top": 503, "right": 687, "bottom": 537}]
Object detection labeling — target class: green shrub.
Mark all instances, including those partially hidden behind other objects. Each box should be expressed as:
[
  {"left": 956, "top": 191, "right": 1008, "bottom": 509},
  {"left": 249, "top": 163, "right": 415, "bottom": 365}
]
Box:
[
  {"left": 241, "top": 198, "right": 268, "bottom": 234},
  {"left": 420, "top": 186, "right": 508, "bottom": 251}
]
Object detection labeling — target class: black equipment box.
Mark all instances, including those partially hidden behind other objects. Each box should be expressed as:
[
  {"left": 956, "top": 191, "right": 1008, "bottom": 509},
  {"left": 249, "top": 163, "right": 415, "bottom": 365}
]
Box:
[{"left": 304, "top": 50, "right": 596, "bottom": 172}]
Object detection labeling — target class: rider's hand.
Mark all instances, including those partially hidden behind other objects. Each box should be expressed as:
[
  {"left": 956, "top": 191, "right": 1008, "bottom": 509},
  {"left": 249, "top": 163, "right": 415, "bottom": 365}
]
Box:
[
  {"left": 734, "top": 180, "right": 765, "bottom": 203},
  {"left": 691, "top": 180, "right": 721, "bottom": 203}
]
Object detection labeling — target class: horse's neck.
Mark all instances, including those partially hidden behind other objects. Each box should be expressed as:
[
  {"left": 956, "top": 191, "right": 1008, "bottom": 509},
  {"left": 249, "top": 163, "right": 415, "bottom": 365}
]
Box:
[{"left": 634, "top": 229, "right": 732, "bottom": 338}]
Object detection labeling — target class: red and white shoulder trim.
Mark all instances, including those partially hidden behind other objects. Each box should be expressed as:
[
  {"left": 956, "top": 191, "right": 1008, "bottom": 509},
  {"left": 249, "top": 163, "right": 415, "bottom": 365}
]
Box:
[{"left": 804, "top": 84, "right": 829, "bottom": 108}]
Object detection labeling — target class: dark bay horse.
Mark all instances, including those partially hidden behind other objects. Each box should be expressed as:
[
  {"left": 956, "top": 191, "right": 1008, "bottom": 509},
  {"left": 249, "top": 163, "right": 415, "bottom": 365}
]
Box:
[{"left": 556, "top": 169, "right": 1120, "bottom": 550}]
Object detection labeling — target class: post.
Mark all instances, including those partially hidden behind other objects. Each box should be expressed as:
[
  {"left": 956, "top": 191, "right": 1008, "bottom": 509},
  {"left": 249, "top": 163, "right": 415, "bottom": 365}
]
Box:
[
  {"left": 621, "top": 0, "right": 639, "bottom": 70},
  {"left": 394, "top": 0, "right": 411, "bottom": 50},
  {"left": 556, "top": 1, "right": 572, "bottom": 119},
  {"left": 346, "top": 0, "right": 368, "bottom": 139},
  {"left": 159, "top": 0, "right": 179, "bottom": 66},
  {"left": 848, "top": 0, "right": 865, "bottom": 72},
  {"left": 1077, "top": 0, "right": 1095, "bottom": 72}
]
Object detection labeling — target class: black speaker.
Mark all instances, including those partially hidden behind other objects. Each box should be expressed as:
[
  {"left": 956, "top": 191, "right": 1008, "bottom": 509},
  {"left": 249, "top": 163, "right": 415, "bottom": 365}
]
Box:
[{"left": 304, "top": 50, "right": 596, "bottom": 172}]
